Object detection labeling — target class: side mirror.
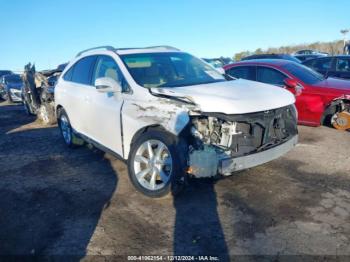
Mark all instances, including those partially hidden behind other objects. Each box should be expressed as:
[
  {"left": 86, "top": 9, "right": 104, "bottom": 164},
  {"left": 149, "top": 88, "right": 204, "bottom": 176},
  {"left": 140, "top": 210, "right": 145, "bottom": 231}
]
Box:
[
  {"left": 95, "top": 77, "right": 122, "bottom": 93},
  {"left": 284, "top": 78, "right": 298, "bottom": 89}
]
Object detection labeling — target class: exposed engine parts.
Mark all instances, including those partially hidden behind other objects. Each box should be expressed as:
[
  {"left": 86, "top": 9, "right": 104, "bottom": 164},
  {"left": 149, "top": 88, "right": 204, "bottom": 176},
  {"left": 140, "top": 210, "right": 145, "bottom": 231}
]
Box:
[{"left": 188, "top": 105, "right": 298, "bottom": 177}]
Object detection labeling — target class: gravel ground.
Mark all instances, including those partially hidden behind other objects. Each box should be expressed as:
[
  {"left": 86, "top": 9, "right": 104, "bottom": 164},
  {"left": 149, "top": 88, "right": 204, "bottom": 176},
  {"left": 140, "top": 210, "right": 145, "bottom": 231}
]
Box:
[{"left": 0, "top": 101, "right": 350, "bottom": 261}]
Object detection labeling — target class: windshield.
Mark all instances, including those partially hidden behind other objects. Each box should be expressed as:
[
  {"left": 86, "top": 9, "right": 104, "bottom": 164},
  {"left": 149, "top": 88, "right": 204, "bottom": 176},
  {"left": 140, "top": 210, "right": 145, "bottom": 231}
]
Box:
[
  {"left": 120, "top": 52, "right": 225, "bottom": 88},
  {"left": 5, "top": 74, "right": 22, "bottom": 83},
  {"left": 282, "top": 63, "right": 325, "bottom": 85}
]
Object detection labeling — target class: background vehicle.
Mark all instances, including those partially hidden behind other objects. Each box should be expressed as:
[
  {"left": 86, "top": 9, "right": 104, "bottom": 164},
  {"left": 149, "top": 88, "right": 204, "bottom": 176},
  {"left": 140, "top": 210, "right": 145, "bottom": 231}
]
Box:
[
  {"left": 302, "top": 55, "right": 350, "bottom": 80},
  {"left": 22, "top": 63, "right": 66, "bottom": 124},
  {"left": 241, "top": 54, "right": 301, "bottom": 63},
  {"left": 55, "top": 46, "right": 298, "bottom": 198},
  {"left": 0, "top": 74, "right": 24, "bottom": 102},
  {"left": 224, "top": 60, "right": 350, "bottom": 130},
  {"left": 202, "top": 57, "right": 234, "bottom": 68},
  {"left": 292, "top": 49, "right": 328, "bottom": 62},
  {"left": 0, "top": 70, "right": 13, "bottom": 78}
]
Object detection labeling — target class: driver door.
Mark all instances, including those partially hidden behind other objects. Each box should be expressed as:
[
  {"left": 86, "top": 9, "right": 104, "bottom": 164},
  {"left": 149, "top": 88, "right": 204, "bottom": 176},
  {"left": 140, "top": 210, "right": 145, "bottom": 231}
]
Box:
[{"left": 86, "top": 55, "right": 129, "bottom": 156}]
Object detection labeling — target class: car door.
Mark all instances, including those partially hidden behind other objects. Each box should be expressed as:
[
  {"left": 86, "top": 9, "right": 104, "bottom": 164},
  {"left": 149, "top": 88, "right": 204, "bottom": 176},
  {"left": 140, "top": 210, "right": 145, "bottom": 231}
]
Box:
[
  {"left": 225, "top": 66, "right": 256, "bottom": 81},
  {"left": 334, "top": 57, "right": 350, "bottom": 79},
  {"left": 85, "top": 55, "right": 129, "bottom": 156},
  {"left": 61, "top": 55, "right": 97, "bottom": 135},
  {"left": 311, "top": 57, "right": 333, "bottom": 77}
]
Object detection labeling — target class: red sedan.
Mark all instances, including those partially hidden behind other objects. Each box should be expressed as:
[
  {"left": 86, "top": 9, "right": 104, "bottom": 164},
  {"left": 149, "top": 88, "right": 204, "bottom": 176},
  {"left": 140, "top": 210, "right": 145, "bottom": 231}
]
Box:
[{"left": 224, "top": 59, "right": 350, "bottom": 130}]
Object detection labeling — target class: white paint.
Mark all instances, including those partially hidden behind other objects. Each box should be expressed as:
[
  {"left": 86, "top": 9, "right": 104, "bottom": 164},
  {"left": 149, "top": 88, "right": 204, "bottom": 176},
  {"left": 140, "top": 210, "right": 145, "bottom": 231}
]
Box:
[{"left": 55, "top": 46, "right": 296, "bottom": 160}]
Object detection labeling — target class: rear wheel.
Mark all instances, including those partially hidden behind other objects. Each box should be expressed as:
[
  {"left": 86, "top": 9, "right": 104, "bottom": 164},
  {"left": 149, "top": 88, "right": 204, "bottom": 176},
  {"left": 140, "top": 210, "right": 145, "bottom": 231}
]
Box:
[
  {"left": 58, "top": 109, "right": 75, "bottom": 147},
  {"left": 127, "top": 130, "right": 187, "bottom": 198}
]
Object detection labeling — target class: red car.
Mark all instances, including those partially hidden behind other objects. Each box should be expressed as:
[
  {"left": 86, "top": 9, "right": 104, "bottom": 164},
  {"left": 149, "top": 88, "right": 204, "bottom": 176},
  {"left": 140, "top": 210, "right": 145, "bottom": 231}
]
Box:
[{"left": 224, "top": 60, "right": 350, "bottom": 130}]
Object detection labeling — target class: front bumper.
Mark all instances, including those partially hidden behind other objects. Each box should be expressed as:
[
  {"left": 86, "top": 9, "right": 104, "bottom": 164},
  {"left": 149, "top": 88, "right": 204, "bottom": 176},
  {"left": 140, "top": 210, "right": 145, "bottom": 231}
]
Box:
[{"left": 219, "top": 135, "right": 298, "bottom": 175}]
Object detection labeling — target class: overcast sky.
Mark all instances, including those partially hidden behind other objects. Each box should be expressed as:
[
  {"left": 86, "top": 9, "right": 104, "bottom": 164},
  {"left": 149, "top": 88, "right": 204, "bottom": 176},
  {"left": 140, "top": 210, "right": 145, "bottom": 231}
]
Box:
[{"left": 0, "top": 0, "right": 349, "bottom": 71}]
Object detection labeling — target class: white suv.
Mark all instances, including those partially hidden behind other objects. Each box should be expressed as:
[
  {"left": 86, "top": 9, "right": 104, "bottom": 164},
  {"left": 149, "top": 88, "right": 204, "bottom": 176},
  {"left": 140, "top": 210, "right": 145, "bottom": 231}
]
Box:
[{"left": 55, "top": 46, "right": 298, "bottom": 197}]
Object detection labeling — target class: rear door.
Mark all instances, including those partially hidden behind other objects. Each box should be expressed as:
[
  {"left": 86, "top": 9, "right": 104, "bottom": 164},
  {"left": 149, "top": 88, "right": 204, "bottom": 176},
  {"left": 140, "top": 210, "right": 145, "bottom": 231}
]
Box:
[
  {"left": 310, "top": 57, "right": 333, "bottom": 77},
  {"left": 61, "top": 55, "right": 97, "bottom": 134}
]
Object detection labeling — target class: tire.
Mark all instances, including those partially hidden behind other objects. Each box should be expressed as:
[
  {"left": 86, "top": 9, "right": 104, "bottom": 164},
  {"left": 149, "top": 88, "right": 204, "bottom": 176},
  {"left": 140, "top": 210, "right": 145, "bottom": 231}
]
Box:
[
  {"left": 23, "top": 100, "right": 36, "bottom": 115},
  {"left": 39, "top": 103, "right": 57, "bottom": 125},
  {"left": 127, "top": 130, "right": 187, "bottom": 198},
  {"left": 57, "top": 108, "right": 76, "bottom": 148}
]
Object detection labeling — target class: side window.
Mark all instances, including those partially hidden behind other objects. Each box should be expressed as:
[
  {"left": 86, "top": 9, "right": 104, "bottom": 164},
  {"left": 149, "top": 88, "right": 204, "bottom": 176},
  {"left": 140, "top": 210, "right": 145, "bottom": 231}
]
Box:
[
  {"left": 226, "top": 66, "right": 255, "bottom": 81},
  {"left": 257, "top": 67, "right": 287, "bottom": 86},
  {"left": 313, "top": 58, "right": 332, "bottom": 71},
  {"left": 302, "top": 59, "right": 315, "bottom": 68},
  {"left": 336, "top": 58, "right": 350, "bottom": 72},
  {"left": 63, "top": 66, "right": 73, "bottom": 81},
  {"left": 70, "top": 56, "right": 97, "bottom": 85},
  {"left": 93, "top": 55, "right": 130, "bottom": 92}
]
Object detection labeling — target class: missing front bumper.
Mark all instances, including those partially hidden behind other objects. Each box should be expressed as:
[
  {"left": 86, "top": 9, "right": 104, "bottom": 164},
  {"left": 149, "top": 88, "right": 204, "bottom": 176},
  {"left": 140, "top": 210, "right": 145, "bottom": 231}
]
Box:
[
  {"left": 188, "top": 135, "right": 298, "bottom": 177},
  {"left": 219, "top": 135, "right": 298, "bottom": 175}
]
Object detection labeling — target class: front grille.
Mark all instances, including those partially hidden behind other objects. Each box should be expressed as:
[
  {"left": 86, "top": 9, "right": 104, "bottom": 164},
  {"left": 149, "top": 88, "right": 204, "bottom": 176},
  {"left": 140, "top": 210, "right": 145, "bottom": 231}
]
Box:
[{"left": 220, "top": 106, "right": 298, "bottom": 156}]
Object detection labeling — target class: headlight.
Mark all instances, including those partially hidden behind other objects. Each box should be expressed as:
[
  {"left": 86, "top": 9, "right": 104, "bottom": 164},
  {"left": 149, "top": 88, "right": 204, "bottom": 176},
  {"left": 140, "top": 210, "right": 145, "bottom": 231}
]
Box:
[{"left": 10, "top": 88, "right": 21, "bottom": 93}]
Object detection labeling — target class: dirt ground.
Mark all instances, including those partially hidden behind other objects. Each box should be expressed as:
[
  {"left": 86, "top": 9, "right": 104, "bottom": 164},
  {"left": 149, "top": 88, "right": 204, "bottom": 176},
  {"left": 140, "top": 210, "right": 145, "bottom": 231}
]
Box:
[{"left": 0, "top": 101, "right": 350, "bottom": 261}]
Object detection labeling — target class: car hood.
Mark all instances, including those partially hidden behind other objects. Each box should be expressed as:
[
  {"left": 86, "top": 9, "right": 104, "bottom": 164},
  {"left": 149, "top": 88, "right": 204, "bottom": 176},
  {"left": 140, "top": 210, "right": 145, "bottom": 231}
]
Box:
[
  {"left": 151, "top": 79, "right": 295, "bottom": 114},
  {"left": 316, "top": 77, "right": 350, "bottom": 92}
]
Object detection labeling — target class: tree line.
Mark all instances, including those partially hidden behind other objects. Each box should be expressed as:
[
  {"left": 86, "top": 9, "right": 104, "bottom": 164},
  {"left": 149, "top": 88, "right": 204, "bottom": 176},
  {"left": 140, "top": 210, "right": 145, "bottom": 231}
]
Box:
[{"left": 233, "top": 40, "right": 344, "bottom": 61}]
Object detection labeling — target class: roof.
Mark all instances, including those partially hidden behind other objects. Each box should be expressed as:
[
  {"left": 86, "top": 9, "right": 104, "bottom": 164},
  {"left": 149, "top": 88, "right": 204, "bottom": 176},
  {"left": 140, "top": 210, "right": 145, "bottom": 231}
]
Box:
[{"left": 224, "top": 59, "right": 293, "bottom": 69}]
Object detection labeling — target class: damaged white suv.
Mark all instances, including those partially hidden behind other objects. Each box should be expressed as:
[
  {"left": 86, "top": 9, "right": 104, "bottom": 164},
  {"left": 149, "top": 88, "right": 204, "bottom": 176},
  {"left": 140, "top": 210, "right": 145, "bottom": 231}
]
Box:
[{"left": 55, "top": 46, "right": 298, "bottom": 197}]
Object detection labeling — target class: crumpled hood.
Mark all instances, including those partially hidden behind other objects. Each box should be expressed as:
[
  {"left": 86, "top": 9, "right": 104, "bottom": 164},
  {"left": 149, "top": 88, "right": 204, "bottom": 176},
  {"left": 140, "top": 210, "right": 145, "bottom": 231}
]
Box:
[{"left": 151, "top": 79, "right": 295, "bottom": 114}]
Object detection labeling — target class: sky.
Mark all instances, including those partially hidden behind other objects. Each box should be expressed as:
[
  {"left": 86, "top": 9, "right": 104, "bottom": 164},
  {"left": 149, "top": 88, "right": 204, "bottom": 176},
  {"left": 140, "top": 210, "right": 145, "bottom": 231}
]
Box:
[{"left": 0, "top": 0, "right": 349, "bottom": 71}]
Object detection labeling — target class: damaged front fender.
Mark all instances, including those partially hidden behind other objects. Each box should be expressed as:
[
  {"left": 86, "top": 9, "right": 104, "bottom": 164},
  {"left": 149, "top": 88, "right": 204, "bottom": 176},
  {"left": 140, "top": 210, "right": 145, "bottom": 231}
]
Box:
[{"left": 122, "top": 98, "right": 192, "bottom": 158}]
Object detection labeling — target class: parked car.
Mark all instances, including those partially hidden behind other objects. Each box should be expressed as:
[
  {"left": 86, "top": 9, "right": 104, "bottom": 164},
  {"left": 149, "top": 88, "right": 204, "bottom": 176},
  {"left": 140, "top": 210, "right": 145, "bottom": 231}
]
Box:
[
  {"left": 224, "top": 60, "right": 350, "bottom": 130},
  {"left": 302, "top": 56, "right": 350, "bottom": 80},
  {"left": 202, "top": 57, "right": 234, "bottom": 68},
  {"left": 22, "top": 63, "right": 66, "bottom": 124},
  {"left": 241, "top": 54, "right": 301, "bottom": 63},
  {"left": 55, "top": 46, "right": 298, "bottom": 197},
  {"left": 292, "top": 49, "right": 328, "bottom": 62},
  {"left": 0, "top": 70, "right": 13, "bottom": 78},
  {"left": 0, "top": 74, "right": 24, "bottom": 102}
]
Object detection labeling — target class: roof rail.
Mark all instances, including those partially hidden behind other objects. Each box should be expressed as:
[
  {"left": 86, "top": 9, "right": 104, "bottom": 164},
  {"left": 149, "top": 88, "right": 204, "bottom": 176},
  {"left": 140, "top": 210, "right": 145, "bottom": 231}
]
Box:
[
  {"left": 145, "top": 45, "right": 180, "bottom": 51},
  {"left": 115, "top": 46, "right": 180, "bottom": 51},
  {"left": 76, "top": 46, "right": 115, "bottom": 57}
]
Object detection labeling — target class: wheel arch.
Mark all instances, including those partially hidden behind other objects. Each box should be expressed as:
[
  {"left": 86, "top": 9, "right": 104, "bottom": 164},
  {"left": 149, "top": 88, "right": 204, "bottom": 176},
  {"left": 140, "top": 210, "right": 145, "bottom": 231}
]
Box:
[{"left": 321, "top": 97, "right": 350, "bottom": 125}]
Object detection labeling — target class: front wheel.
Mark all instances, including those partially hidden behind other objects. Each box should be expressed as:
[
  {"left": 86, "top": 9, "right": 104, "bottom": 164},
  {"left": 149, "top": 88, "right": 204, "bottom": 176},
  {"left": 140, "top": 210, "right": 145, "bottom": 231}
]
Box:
[
  {"left": 127, "top": 130, "right": 187, "bottom": 198},
  {"left": 331, "top": 110, "right": 350, "bottom": 130}
]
